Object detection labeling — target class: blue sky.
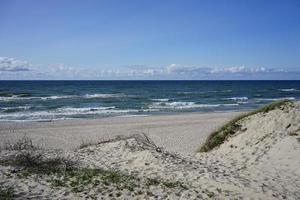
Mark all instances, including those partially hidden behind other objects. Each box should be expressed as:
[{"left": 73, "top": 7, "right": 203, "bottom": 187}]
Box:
[{"left": 0, "top": 0, "right": 299, "bottom": 80}]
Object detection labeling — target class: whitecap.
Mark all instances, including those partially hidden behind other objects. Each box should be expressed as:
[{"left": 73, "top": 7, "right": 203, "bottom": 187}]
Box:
[
  {"left": 40, "top": 95, "right": 77, "bottom": 100},
  {"left": 0, "top": 106, "right": 139, "bottom": 121},
  {"left": 149, "top": 101, "right": 225, "bottom": 109},
  {"left": 0, "top": 95, "right": 76, "bottom": 101},
  {"left": 151, "top": 98, "right": 169, "bottom": 102},
  {"left": 221, "top": 104, "right": 240, "bottom": 106},
  {"left": 83, "top": 93, "right": 128, "bottom": 99},
  {"left": 224, "top": 97, "right": 248, "bottom": 101},
  {"left": 0, "top": 106, "right": 31, "bottom": 111},
  {"left": 256, "top": 97, "right": 295, "bottom": 102},
  {"left": 279, "top": 88, "right": 299, "bottom": 92}
]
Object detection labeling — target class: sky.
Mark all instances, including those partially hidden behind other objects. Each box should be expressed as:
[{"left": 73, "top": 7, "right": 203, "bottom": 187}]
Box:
[{"left": 0, "top": 0, "right": 299, "bottom": 80}]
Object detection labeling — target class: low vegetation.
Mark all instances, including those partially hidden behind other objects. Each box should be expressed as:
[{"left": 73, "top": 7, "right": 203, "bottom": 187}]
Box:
[
  {"left": 1, "top": 135, "right": 188, "bottom": 197},
  {"left": 49, "top": 168, "right": 140, "bottom": 193},
  {"left": 1, "top": 136, "right": 76, "bottom": 174},
  {"left": 80, "top": 133, "right": 162, "bottom": 152},
  {"left": 198, "top": 99, "right": 292, "bottom": 152},
  {"left": 0, "top": 187, "right": 14, "bottom": 200}
]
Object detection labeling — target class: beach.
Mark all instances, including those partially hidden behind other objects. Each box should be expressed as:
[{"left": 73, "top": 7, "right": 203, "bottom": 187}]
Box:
[
  {"left": 0, "top": 100, "right": 299, "bottom": 199},
  {"left": 0, "top": 111, "right": 242, "bottom": 155}
]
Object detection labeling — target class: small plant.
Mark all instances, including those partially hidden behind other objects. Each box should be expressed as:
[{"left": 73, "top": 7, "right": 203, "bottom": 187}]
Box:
[
  {"left": 0, "top": 187, "right": 14, "bottom": 200},
  {"left": 203, "top": 190, "right": 215, "bottom": 198},
  {"left": 79, "top": 133, "right": 162, "bottom": 153},
  {"left": 79, "top": 141, "right": 96, "bottom": 149},
  {"left": 145, "top": 178, "right": 160, "bottom": 186},
  {"left": 162, "top": 180, "right": 187, "bottom": 189},
  {"left": 16, "top": 170, "right": 31, "bottom": 179},
  {"left": 288, "top": 132, "right": 298, "bottom": 136},
  {"left": 1, "top": 136, "right": 77, "bottom": 174},
  {"left": 3, "top": 135, "right": 37, "bottom": 151},
  {"left": 50, "top": 177, "right": 66, "bottom": 187}
]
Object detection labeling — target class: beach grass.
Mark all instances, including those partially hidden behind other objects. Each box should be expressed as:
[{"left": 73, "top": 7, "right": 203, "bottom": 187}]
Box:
[
  {"left": 1, "top": 136, "right": 188, "bottom": 196},
  {"left": 1, "top": 137, "right": 77, "bottom": 174},
  {"left": 198, "top": 99, "right": 292, "bottom": 152},
  {"left": 0, "top": 187, "right": 14, "bottom": 200}
]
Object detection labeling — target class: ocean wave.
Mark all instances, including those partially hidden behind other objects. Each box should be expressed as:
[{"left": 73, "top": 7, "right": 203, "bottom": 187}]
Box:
[
  {"left": 222, "top": 90, "right": 232, "bottom": 92},
  {"left": 0, "top": 95, "right": 30, "bottom": 101},
  {"left": 0, "top": 93, "right": 128, "bottom": 101},
  {"left": 0, "top": 95, "right": 76, "bottom": 101},
  {"left": 224, "top": 97, "right": 248, "bottom": 101},
  {"left": 0, "top": 106, "right": 32, "bottom": 113},
  {"left": 0, "top": 92, "right": 31, "bottom": 97},
  {"left": 41, "top": 95, "right": 77, "bottom": 100},
  {"left": 176, "top": 91, "right": 198, "bottom": 95},
  {"left": 237, "top": 101, "right": 248, "bottom": 104},
  {"left": 55, "top": 106, "right": 138, "bottom": 115},
  {"left": 149, "top": 101, "right": 238, "bottom": 109},
  {"left": 83, "top": 93, "right": 127, "bottom": 99},
  {"left": 57, "top": 106, "right": 116, "bottom": 113},
  {"left": 151, "top": 98, "right": 169, "bottom": 102},
  {"left": 222, "top": 104, "right": 240, "bottom": 106},
  {"left": 0, "top": 106, "right": 139, "bottom": 121},
  {"left": 141, "top": 108, "right": 160, "bottom": 112},
  {"left": 279, "top": 88, "right": 299, "bottom": 92},
  {"left": 256, "top": 97, "right": 295, "bottom": 101}
]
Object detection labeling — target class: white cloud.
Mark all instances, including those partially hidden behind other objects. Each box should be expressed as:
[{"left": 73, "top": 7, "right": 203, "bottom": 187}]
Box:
[
  {"left": 0, "top": 57, "right": 32, "bottom": 72},
  {"left": 210, "top": 66, "right": 269, "bottom": 74},
  {"left": 0, "top": 56, "right": 298, "bottom": 80},
  {"left": 166, "top": 64, "right": 178, "bottom": 73}
]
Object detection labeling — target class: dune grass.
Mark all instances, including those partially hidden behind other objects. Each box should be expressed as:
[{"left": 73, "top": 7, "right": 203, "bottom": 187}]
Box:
[
  {"left": 0, "top": 187, "right": 14, "bottom": 200},
  {"left": 198, "top": 99, "right": 292, "bottom": 152},
  {"left": 1, "top": 136, "right": 188, "bottom": 196}
]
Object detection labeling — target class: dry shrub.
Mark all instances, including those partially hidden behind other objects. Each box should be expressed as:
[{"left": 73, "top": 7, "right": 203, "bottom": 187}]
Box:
[{"left": 1, "top": 135, "right": 76, "bottom": 174}]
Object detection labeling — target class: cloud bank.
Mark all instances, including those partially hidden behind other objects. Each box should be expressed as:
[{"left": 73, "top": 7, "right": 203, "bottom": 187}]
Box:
[
  {"left": 0, "top": 57, "right": 299, "bottom": 80},
  {"left": 0, "top": 57, "right": 31, "bottom": 72}
]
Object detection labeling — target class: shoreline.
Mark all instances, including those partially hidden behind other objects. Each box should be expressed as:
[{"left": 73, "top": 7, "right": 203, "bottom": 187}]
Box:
[
  {"left": 0, "top": 109, "right": 246, "bottom": 123},
  {"left": 0, "top": 110, "right": 244, "bottom": 155}
]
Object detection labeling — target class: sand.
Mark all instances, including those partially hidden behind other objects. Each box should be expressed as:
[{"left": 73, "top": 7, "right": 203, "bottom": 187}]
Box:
[
  {"left": 1, "top": 102, "right": 300, "bottom": 199},
  {"left": 0, "top": 111, "right": 242, "bottom": 155}
]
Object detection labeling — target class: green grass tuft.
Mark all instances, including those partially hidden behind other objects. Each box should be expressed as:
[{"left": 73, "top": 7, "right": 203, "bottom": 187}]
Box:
[
  {"left": 145, "top": 178, "right": 160, "bottom": 186},
  {"left": 0, "top": 187, "right": 14, "bottom": 200},
  {"left": 48, "top": 168, "right": 140, "bottom": 193},
  {"left": 198, "top": 100, "right": 292, "bottom": 152}
]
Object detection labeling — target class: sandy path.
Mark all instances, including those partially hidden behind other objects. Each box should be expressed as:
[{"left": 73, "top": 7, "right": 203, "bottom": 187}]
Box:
[{"left": 0, "top": 112, "right": 242, "bottom": 155}]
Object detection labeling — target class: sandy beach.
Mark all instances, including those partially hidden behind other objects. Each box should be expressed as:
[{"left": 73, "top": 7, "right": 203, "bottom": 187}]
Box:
[
  {"left": 0, "top": 111, "right": 242, "bottom": 155},
  {"left": 1, "top": 101, "right": 299, "bottom": 199}
]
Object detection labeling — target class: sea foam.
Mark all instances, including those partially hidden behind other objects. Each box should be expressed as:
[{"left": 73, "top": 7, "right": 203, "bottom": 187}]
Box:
[{"left": 279, "top": 88, "right": 299, "bottom": 92}]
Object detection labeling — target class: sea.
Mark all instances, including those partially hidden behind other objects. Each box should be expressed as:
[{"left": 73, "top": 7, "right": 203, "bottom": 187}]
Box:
[{"left": 0, "top": 80, "right": 299, "bottom": 122}]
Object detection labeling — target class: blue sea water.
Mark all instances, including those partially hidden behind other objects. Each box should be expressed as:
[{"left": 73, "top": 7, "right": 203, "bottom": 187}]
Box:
[{"left": 0, "top": 80, "right": 299, "bottom": 121}]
